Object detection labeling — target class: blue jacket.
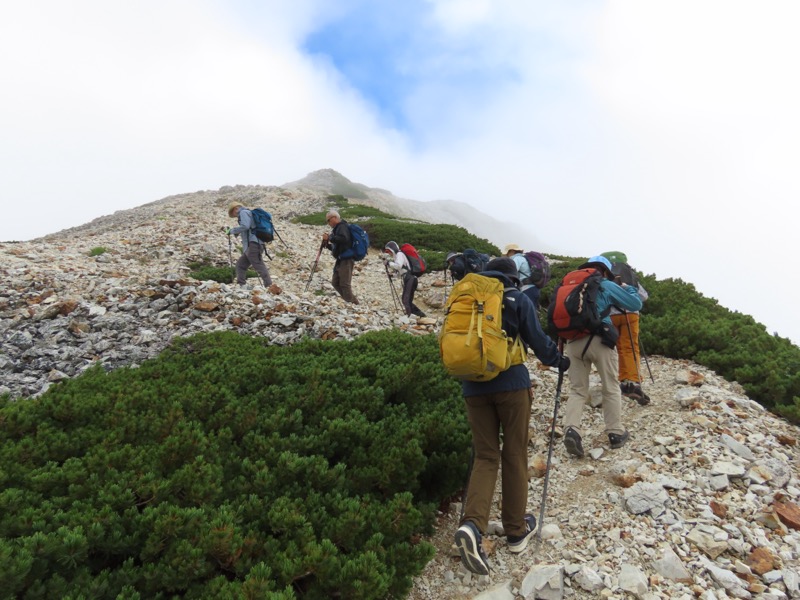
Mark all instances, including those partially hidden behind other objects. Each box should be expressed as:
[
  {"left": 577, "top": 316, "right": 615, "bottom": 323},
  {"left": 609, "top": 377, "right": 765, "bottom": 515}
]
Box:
[
  {"left": 229, "top": 208, "right": 260, "bottom": 251},
  {"left": 598, "top": 280, "right": 643, "bottom": 326},
  {"left": 510, "top": 253, "right": 532, "bottom": 280},
  {"left": 462, "top": 271, "right": 561, "bottom": 397}
]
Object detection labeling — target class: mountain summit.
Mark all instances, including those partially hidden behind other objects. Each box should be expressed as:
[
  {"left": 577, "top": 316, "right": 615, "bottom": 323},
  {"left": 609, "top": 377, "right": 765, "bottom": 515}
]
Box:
[{"left": 283, "top": 169, "right": 552, "bottom": 252}]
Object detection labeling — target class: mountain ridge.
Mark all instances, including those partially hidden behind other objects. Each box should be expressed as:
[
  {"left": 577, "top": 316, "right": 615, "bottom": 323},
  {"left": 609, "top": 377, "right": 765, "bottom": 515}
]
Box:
[
  {"left": 1, "top": 177, "right": 799, "bottom": 599},
  {"left": 282, "top": 168, "right": 554, "bottom": 252}
]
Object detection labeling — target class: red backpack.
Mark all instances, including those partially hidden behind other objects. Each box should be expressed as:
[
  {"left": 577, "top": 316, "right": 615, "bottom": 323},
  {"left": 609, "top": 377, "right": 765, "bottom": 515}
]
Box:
[
  {"left": 546, "top": 268, "right": 606, "bottom": 340},
  {"left": 400, "top": 243, "right": 427, "bottom": 276}
]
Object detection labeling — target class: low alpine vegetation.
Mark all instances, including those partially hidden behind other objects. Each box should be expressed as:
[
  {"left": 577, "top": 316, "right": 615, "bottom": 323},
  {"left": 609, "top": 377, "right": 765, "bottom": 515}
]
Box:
[{"left": 0, "top": 330, "right": 470, "bottom": 599}]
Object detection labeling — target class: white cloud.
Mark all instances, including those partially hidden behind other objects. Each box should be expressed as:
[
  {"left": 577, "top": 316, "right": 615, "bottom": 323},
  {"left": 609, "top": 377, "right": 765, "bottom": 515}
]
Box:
[{"left": 0, "top": 1, "right": 797, "bottom": 343}]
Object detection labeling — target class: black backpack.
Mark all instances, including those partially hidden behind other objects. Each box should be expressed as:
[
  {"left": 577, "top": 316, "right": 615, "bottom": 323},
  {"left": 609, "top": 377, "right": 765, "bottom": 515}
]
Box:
[
  {"left": 447, "top": 249, "right": 490, "bottom": 282},
  {"left": 462, "top": 249, "right": 490, "bottom": 274},
  {"left": 610, "top": 262, "right": 639, "bottom": 287}
]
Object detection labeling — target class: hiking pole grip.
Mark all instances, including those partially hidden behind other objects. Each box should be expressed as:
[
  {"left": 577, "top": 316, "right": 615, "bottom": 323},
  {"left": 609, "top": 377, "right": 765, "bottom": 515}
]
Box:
[{"left": 536, "top": 368, "right": 564, "bottom": 545}]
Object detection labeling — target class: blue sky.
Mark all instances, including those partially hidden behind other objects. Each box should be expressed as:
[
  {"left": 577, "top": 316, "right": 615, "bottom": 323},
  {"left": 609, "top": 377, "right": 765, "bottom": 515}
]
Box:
[{"left": 1, "top": 1, "right": 798, "bottom": 345}]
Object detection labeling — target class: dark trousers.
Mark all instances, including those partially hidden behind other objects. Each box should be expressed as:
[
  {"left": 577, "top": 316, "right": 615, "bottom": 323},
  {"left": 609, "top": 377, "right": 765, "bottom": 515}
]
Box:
[
  {"left": 462, "top": 388, "right": 532, "bottom": 537},
  {"left": 332, "top": 258, "right": 358, "bottom": 303},
  {"left": 402, "top": 272, "right": 424, "bottom": 316}
]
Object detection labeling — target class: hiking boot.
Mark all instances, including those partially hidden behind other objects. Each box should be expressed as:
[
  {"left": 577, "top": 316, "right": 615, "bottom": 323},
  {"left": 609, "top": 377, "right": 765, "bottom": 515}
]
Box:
[
  {"left": 621, "top": 380, "right": 645, "bottom": 403},
  {"left": 563, "top": 427, "right": 584, "bottom": 458},
  {"left": 454, "top": 521, "right": 490, "bottom": 575},
  {"left": 608, "top": 430, "right": 630, "bottom": 449},
  {"left": 633, "top": 384, "right": 650, "bottom": 406},
  {"left": 507, "top": 514, "right": 537, "bottom": 554}
]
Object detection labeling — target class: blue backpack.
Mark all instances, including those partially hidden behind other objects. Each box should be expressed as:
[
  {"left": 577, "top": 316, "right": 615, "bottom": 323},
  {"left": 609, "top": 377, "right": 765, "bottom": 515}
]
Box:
[
  {"left": 340, "top": 223, "right": 369, "bottom": 261},
  {"left": 250, "top": 208, "right": 275, "bottom": 243}
]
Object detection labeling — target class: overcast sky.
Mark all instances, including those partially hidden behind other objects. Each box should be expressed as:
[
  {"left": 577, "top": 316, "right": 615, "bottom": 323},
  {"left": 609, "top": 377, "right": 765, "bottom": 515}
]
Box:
[{"left": 2, "top": 1, "right": 797, "bottom": 345}]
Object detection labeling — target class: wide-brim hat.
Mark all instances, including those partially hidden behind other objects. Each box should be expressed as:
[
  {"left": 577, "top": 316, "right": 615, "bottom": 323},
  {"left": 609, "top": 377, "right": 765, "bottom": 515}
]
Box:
[
  {"left": 503, "top": 243, "right": 523, "bottom": 255},
  {"left": 485, "top": 257, "right": 521, "bottom": 286},
  {"left": 579, "top": 255, "right": 613, "bottom": 278},
  {"left": 227, "top": 202, "right": 244, "bottom": 217}
]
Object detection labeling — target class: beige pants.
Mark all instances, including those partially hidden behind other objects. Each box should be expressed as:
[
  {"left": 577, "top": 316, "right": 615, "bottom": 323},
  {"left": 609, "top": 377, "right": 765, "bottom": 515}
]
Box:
[{"left": 563, "top": 335, "right": 625, "bottom": 436}]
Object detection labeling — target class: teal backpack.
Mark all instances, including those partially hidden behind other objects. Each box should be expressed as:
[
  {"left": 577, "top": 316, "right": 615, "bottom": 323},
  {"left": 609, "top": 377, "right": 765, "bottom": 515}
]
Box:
[{"left": 250, "top": 208, "right": 275, "bottom": 243}]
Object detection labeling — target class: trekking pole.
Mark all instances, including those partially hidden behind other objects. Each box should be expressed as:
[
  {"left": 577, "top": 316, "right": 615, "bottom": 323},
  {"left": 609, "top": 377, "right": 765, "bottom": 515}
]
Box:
[
  {"left": 223, "top": 227, "right": 235, "bottom": 284},
  {"left": 304, "top": 241, "right": 325, "bottom": 292},
  {"left": 273, "top": 227, "right": 290, "bottom": 250},
  {"left": 536, "top": 365, "right": 565, "bottom": 547},
  {"left": 443, "top": 260, "right": 450, "bottom": 305},
  {"left": 639, "top": 334, "right": 655, "bottom": 383},
  {"left": 383, "top": 262, "right": 402, "bottom": 312}
]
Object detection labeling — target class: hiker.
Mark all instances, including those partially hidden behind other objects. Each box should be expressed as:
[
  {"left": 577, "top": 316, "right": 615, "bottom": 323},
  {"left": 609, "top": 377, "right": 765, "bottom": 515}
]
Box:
[
  {"left": 602, "top": 251, "right": 650, "bottom": 405},
  {"left": 321, "top": 210, "right": 359, "bottom": 304},
  {"left": 560, "top": 255, "right": 642, "bottom": 458},
  {"left": 227, "top": 202, "right": 273, "bottom": 288},
  {"left": 446, "top": 249, "right": 490, "bottom": 282},
  {"left": 453, "top": 257, "right": 569, "bottom": 575},
  {"left": 382, "top": 241, "right": 426, "bottom": 317},
  {"left": 503, "top": 243, "right": 540, "bottom": 308},
  {"left": 446, "top": 252, "right": 467, "bottom": 282}
]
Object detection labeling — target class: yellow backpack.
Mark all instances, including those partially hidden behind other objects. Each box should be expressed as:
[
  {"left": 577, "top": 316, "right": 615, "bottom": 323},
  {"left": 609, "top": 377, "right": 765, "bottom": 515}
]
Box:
[{"left": 439, "top": 273, "right": 526, "bottom": 381}]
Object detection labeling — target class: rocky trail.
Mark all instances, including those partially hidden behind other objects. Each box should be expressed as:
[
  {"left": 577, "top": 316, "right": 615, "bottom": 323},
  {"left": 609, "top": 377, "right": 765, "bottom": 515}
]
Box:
[{"left": 1, "top": 184, "right": 799, "bottom": 599}]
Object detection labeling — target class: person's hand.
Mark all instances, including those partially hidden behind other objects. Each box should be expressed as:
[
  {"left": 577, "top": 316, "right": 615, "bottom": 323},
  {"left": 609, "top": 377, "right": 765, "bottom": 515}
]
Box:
[
  {"left": 381, "top": 252, "right": 390, "bottom": 262},
  {"left": 226, "top": 228, "right": 233, "bottom": 235},
  {"left": 322, "top": 233, "right": 329, "bottom": 242},
  {"left": 558, "top": 355, "right": 571, "bottom": 373}
]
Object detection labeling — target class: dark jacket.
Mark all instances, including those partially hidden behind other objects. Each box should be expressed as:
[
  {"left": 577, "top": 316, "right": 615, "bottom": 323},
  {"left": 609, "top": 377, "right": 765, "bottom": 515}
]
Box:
[
  {"left": 462, "top": 271, "right": 561, "bottom": 397},
  {"left": 327, "top": 220, "right": 352, "bottom": 259}
]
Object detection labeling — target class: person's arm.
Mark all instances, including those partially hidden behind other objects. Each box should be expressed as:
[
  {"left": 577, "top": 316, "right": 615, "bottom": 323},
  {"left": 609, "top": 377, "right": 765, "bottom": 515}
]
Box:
[
  {"left": 387, "top": 252, "right": 406, "bottom": 272},
  {"left": 230, "top": 209, "right": 253, "bottom": 239},
  {"left": 230, "top": 210, "right": 252, "bottom": 236},
  {"left": 515, "top": 293, "right": 560, "bottom": 367},
  {"left": 329, "top": 223, "right": 350, "bottom": 246},
  {"left": 637, "top": 283, "right": 649, "bottom": 303},
  {"left": 604, "top": 280, "right": 643, "bottom": 313}
]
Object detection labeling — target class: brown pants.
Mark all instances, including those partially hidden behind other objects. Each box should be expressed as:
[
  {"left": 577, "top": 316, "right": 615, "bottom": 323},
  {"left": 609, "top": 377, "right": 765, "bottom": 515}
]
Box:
[
  {"left": 611, "top": 313, "right": 641, "bottom": 382},
  {"left": 461, "top": 388, "right": 531, "bottom": 537},
  {"left": 332, "top": 258, "right": 358, "bottom": 303}
]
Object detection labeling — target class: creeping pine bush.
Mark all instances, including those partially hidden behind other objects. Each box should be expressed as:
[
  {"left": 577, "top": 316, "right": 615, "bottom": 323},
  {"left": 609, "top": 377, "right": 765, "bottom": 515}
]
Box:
[{"left": 0, "top": 329, "right": 469, "bottom": 599}]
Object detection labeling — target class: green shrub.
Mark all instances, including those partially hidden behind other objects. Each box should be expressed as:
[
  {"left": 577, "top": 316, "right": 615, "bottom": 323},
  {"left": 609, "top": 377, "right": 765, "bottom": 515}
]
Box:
[
  {"left": 88, "top": 247, "right": 107, "bottom": 257},
  {"left": 0, "top": 330, "right": 469, "bottom": 598},
  {"left": 188, "top": 259, "right": 257, "bottom": 284}
]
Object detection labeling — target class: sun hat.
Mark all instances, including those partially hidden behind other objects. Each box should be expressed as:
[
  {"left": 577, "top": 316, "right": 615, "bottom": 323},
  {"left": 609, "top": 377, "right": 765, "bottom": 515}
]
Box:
[
  {"left": 227, "top": 202, "right": 243, "bottom": 217},
  {"left": 503, "top": 243, "right": 523, "bottom": 255}
]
